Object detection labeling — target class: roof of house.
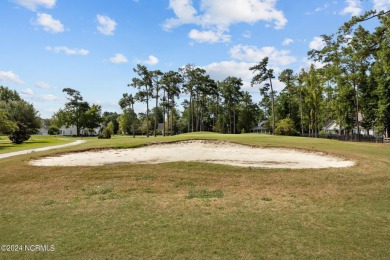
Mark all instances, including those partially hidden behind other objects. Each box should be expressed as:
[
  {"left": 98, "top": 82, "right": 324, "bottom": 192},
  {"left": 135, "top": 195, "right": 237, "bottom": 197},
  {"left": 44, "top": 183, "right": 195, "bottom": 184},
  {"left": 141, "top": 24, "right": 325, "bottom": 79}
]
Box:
[{"left": 251, "top": 120, "right": 268, "bottom": 131}]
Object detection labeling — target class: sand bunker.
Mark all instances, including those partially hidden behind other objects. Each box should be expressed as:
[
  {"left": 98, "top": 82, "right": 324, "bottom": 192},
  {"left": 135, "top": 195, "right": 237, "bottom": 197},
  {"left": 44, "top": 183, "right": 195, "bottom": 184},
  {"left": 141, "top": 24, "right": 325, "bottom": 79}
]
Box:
[{"left": 29, "top": 140, "right": 355, "bottom": 169}]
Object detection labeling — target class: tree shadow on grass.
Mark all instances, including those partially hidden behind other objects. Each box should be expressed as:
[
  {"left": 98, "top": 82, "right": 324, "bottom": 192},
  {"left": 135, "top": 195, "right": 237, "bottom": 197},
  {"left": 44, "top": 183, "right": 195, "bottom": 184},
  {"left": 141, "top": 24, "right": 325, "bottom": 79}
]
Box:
[
  {"left": 25, "top": 140, "right": 51, "bottom": 144},
  {"left": 0, "top": 140, "right": 52, "bottom": 150}
]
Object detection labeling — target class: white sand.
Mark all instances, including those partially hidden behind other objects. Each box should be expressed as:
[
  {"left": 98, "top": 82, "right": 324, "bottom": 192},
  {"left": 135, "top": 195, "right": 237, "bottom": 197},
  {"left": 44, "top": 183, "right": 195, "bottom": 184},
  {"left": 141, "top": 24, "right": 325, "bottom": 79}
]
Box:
[{"left": 29, "top": 140, "right": 355, "bottom": 169}]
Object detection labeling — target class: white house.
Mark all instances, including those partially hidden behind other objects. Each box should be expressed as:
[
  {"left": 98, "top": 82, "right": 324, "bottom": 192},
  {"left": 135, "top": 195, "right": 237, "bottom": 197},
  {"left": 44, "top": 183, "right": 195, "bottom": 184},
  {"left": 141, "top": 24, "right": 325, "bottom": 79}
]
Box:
[
  {"left": 251, "top": 120, "right": 270, "bottom": 134},
  {"left": 322, "top": 113, "right": 375, "bottom": 136},
  {"left": 59, "top": 125, "right": 102, "bottom": 136},
  {"left": 38, "top": 127, "right": 49, "bottom": 135}
]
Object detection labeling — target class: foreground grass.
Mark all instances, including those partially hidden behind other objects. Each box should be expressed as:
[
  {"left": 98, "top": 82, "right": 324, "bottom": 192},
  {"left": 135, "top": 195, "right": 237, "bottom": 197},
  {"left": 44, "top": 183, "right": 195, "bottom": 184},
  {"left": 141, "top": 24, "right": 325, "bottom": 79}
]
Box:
[{"left": 0, "top": 133, "right": 389, "bottom": 259}]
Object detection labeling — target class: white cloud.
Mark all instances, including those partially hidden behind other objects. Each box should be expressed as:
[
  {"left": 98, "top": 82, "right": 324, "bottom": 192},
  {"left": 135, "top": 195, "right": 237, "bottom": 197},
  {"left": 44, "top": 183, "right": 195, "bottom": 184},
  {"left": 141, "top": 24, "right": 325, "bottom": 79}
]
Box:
[
  {"left": 21, "top": 89, "right": 59, "bottom": 102},
  {"left": 97, "top": 15, "right": 117, "bottom": 35},
  {"left": 202, "top": 61, "right": 254, "bottom": 82},
  {"left": 282, "top": 38, "right": 294, "bottom": 46},
  {"left": 188, "top": 29, "right": 231, "bottom": 43},
  {"left": 0, "top": 71, "right": 24, "bottom": 85},
  {"left": 35, "top": 81, "right": 51, "bottom": 89},
  {"left": 340, "top": 0, "right": 362, "bottom": 16},
  {"left": 309, "top": 36, "right": 326, "bottom": 50},
  {"left": 14, "top": 0, "right": 56, "bottom": 11},
  {"left": 163, "top": 0, "right": 287, "bottom": 43},
  {"left": 199, "top": 0, "right": 287, "bottom": 29},
  {"left": 109, "top": 53, "right": 128, "bottom": 64},
  {"left": 305, "top": 3, "right": 329, "bottom": 15},
  {"left": 46, "top": 46, "right": 89, "bottom": 55},
  {"left": 373, "top": 0, "right": 390, "bottom": 11},
  {"left": 39, "top": 94, "right": 58, "bottom": 101},
  {"left": 143, "top": 55, "right": 159, "bottom": 66},
  {"left": 163, "top": 0, "right": 199, "bottom": 31},
  {"left": 22, "top": 88, "right": 34, "bottom": 96},
  {"left": 229, "top": 44, "right": 296, "bottom": 66},
  {"left": 34, "top": 13, "right": 64, "bottom": 33},
  {"left": 202, "top": 60, "right": 285, "bottom": 93}
]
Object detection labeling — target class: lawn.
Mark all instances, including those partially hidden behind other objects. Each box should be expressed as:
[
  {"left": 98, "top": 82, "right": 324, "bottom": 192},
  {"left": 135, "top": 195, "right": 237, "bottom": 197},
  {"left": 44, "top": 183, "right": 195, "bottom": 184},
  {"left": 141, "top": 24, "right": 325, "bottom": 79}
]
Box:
[
  {"left": 0, "top": 133, "right": 389, "bottom": 259},
  {"left": 0, "top": 135, "right": 77, "bottom": 154}
]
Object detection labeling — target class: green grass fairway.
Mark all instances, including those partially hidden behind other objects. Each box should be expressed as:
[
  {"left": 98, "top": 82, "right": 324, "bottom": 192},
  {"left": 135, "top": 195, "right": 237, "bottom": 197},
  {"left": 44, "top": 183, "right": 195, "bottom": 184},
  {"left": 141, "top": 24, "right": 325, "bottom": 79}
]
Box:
[
  {"left": 0, "top": 135, "right": 78, "bottom": 154},
  {"left": 0, "top": 133, "right": 389, "bottom": 259}
]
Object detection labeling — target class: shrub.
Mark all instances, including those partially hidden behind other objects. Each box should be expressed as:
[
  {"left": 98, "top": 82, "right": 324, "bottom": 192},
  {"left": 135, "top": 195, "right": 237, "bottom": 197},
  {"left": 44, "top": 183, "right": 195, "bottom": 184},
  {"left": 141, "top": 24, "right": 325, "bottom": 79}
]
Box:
[
  {"left": 48, "top": 125, "right": 60, "bottom": 135},
  {"left": 98, "top": 121, "right": 114, "bottom": 139},
  {"left": 275, "top": 118, "right": 297, "bottom": 136},
  {"left": 98, "top": 127, "right": 112, "bottom": 139},
  {"left": 8, "top": 122, "right": 31, "bottom": 144}
]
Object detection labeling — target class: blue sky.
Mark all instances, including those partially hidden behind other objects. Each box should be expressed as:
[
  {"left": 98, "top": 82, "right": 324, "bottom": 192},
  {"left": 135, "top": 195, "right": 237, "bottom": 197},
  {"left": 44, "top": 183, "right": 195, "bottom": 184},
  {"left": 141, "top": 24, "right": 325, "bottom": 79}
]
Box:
[{"left": 0, "top": 0, "right": 389, "bottom": 118}]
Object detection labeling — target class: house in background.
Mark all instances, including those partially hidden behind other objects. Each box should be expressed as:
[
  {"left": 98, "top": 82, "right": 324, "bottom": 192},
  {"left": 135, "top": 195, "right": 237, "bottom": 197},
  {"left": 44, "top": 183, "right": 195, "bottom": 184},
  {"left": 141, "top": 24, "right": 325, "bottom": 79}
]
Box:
[
  {"left": 38, "top": 127, "right": 49, "bottom": 135},
  {"left": 322, "top": 113, "right": 375, "bottom": 136},
  {"left": 251, "top": 120, "right": 270, "bottom": 134},
  {"left": 59, "top": 125, "right": 102, "bottom": 136},
  {"left": 37, "top": 118, "right": 49, "bottom": 135}
]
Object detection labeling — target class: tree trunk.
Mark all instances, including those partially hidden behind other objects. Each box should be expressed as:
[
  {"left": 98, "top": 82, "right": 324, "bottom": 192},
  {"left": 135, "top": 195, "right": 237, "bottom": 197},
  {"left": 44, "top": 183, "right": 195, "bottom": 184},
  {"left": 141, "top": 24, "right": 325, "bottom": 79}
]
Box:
[
  {"left": 171, "top": 98, "right": 174, "bottom": 135},
  {"left": 188, "top": 91, "right": 191, "bottom": 133},
  {"left": 154, "top": 85, "right": 158, "bottom": 137},
  {"left": 195, "top": 93, "right": 199, "bottom": 132},
  {"left": 233, "top": 107, "right": 236, "bottom": 134},
  {"left": 162, "top": 90, "right": 166, "bottom": 137},
  {"left": 299, "top": 87, "right": 304, "bottom": 135},
  {"left": 76, "top": 107, "right": 80, "bottom": 136},
  {"left": 132, "top": 104, "right": 135, "bottom": 138},
  {"left": 229, "top": 107, "right": 232, "bottom": 134},
  {"left": 215, "top": 95, "right": 219, "bottom": 132},
  {"left": 353, "top": 82, "right": 360, "bottom": 140},
  {"left": 200, "top": 96, "right": 204, "bottom": 131},
  {"left": 269, "top": 78, "right": 275, "bottom": 135},
  {"left": 167, "top": 95, "right": 170, "bottom": 136},
  {"left": 146, "top": 87, "right": 149, "bottom": 138},
  {"left": 191, "top": 92, "right": 194, "bottom": 132}
]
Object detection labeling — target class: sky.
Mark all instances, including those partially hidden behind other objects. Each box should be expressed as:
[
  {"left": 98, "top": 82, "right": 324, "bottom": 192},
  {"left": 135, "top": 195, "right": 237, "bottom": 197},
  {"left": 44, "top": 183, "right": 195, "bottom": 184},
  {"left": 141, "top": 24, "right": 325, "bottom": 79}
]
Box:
[{"left": 1, "top": 0, "right": 389, "bottom": 118}]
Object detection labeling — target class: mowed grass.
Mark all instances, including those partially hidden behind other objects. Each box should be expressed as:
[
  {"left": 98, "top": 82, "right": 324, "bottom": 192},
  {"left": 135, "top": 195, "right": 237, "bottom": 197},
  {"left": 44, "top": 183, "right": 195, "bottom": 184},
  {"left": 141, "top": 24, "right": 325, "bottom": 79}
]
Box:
[
  {"left": 0, "top": 132, "right": 389, "bottom": 259},
  {"left": 0, "top": 135, "right": 77, "bottom": 154}
]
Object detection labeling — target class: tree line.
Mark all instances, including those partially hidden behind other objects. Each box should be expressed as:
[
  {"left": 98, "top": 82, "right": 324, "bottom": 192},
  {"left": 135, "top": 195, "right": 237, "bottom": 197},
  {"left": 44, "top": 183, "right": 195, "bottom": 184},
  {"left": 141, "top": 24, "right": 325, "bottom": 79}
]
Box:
[
  {"left": 113, "top": 9, "right": 390, "bottom": 138},
  {"left": 45, "top": 63, "right": 262, "bottom": 138},
  {"left": 2, "top": 8, "right": 389, "bottom": 142},
  {"left": 117, "top": 63, "right": 261, "bottom": 137},
  {"left": 304, "top": 9, "right": 390, "bottom": 138}
]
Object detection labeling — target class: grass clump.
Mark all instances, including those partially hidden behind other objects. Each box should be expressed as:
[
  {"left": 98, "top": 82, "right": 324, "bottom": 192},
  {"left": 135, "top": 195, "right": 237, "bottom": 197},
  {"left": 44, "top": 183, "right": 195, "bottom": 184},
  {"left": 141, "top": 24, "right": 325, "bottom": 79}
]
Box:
[
  {"left": 99, "top": 193, "right": 123, "bottom": 201},
  {"left": 82, "top": 185, "right": 113, "bottom": 196},
  {"left": 42, "top": 199, "right": 56, "bottom": 206},
  {"left": 186, "top": 189, "right": 224, "bottom": 199},
  {"left": 175, "top": 180, "right": 195, "bottom": 188}
]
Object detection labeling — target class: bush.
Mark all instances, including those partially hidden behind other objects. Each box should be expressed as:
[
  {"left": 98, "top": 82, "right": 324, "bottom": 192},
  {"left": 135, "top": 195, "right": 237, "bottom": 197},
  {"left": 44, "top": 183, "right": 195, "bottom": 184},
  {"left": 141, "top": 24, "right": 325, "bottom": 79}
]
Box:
[
  {"left": 98, "top": 127, "right": 112, "bottom": 139},
  {"left": 48, "top": 125, "right": 60, "bottom": 135},
  {"left": 8, "top": 122, "right": 31, "bottom": 144},
  {"left": 275, "top": 118, "right": 297, "bottom": 136}
]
